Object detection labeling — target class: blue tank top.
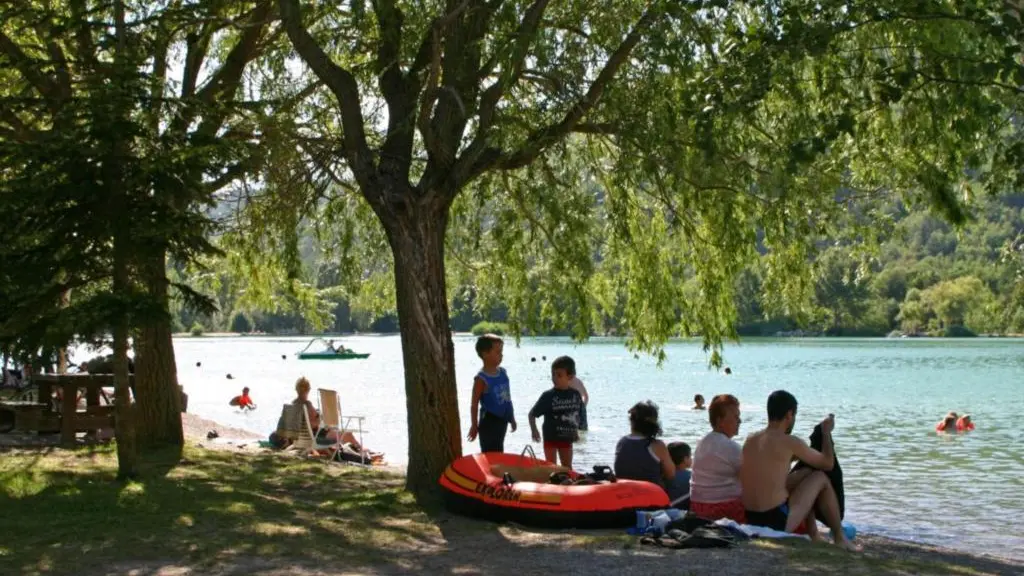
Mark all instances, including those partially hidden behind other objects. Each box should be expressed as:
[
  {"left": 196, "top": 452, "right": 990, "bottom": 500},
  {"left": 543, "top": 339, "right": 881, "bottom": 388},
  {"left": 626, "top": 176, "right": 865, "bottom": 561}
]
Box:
[
  {"left": 614, "top": 435, "right": 663, "bottom": 485},
  {"left": 478, "top": 368, "right": 513, "bottom": 421}
]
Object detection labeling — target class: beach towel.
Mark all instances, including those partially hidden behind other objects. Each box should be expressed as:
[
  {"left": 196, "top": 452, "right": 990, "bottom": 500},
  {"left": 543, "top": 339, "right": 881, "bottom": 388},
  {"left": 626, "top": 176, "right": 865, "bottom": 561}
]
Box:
[
  {"left": 712, "top": 518, "right": 810, "bottom": 541},
  {"left": 791, "top": 423, "right": 845, "bottom": 519}
]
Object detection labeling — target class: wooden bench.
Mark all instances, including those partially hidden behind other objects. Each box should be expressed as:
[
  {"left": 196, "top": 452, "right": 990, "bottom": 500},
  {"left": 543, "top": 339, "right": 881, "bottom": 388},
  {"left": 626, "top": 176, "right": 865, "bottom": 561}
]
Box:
[{"left": 0, "top": 401, "right": 58, "bottom": 434}]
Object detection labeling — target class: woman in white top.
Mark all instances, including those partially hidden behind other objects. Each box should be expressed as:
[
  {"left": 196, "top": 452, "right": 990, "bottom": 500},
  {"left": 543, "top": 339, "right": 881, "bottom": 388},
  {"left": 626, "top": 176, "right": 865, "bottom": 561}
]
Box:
[{"left": 689, "top": 394, "right": 746, "bottom": 522}]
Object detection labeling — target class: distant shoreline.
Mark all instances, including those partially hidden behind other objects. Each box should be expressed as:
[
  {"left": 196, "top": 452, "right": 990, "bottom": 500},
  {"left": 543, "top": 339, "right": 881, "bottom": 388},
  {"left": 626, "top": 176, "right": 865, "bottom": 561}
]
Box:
[{"left": 172, "top": 331, "right": 1024, "bottom": 340}]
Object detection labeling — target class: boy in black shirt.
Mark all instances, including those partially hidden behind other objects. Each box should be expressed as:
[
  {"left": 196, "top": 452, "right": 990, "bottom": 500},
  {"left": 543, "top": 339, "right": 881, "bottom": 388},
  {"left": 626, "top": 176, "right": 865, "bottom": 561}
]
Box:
[{"left": 529, "top": 356, "right": 583, "bottom": 468}]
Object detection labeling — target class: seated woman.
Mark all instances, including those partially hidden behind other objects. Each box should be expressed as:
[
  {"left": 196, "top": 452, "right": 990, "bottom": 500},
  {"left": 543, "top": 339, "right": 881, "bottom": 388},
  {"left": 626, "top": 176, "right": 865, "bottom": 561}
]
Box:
[
  {"left": 689, "top": 394, "right": 746, "bottom": 523},
  {"left": 613, "top": 401, "right": 677, "bottom": 497},
  {"left": 292, "top": 377, "right": 381, "bottom": 461}
]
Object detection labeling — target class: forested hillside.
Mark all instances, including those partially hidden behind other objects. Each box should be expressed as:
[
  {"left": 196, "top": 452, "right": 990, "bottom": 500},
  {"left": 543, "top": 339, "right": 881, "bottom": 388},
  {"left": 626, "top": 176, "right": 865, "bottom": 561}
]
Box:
[{"left": 176, "top": 194, "right": 1024, "bottom": 339}]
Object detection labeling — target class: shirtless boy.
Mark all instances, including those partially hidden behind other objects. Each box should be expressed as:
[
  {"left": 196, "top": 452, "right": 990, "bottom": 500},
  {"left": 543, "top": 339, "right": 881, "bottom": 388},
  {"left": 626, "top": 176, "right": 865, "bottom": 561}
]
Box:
[{"left": 740, "top": 390, "right": 860, "bottom": 551}]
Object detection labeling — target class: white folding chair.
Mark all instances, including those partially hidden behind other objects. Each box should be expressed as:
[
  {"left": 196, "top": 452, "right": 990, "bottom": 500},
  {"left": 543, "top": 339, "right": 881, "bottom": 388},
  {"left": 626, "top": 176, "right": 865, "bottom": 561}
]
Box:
[{"left": 317, "top": 388, "right": 367, "bottom": 464}]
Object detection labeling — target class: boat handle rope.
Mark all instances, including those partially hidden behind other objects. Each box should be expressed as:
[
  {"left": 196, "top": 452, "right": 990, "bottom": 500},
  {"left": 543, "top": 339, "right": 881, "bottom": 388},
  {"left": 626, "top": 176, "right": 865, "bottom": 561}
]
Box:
[{"left": 520, "top": 444, "right": 539, "bottom": 467}]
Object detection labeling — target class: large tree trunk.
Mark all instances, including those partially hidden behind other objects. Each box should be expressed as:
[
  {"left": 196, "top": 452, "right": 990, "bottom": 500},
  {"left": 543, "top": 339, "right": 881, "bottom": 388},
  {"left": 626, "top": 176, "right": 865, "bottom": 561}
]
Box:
[
  {"left": 380, "top": 195, "right": 462, "bottom": 499},
  {"left": 134, "top": 249, "right": 184, "bottom": 451},
  {"left": 113, "top": 233, "right": 138, "bottom": 479}
]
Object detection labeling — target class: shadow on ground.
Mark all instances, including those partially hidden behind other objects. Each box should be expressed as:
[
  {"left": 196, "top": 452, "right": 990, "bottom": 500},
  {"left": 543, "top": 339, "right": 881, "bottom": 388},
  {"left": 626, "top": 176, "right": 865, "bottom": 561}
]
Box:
[{"left": 0, "top": 445, "right": 1020, "bottom": 576}]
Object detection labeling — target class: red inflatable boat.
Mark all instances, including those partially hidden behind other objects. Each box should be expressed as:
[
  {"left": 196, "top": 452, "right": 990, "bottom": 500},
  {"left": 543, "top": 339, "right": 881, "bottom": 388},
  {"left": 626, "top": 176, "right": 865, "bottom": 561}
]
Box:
[{"left": 439, "top": 452, "right": 670, "bottom": 528}]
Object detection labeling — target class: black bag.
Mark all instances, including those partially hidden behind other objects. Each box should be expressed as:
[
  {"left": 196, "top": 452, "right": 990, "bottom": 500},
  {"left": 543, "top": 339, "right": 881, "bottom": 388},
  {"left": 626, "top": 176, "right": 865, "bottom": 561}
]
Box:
[{"left": 641, "top": 525, "right": 740, "bottom": 549}]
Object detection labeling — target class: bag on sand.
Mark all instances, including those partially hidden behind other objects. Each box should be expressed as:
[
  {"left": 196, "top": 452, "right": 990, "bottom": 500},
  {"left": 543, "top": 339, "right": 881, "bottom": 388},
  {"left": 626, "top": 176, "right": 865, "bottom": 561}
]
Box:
[{"left": 640, "top": 525, "right": 741, "bottom": 549}]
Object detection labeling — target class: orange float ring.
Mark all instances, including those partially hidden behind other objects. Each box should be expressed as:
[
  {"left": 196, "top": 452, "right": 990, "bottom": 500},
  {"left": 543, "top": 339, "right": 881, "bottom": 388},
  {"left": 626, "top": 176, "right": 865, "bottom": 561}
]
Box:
[{"left": 439, "top": 452, "right": 670, "bottom": 528}]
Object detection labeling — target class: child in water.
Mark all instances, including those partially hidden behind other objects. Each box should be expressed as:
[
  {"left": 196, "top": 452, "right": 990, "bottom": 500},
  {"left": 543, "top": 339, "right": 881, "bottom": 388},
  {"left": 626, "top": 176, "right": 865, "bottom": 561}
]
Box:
[
  {"left": 956, "top": 414, "right": 975, "bottom": 432},
  {"left": 693, "top": 394, "right": 706, "bottom": 410},
  {"left": 936, "top": 412, "right": 958, "bottom": 433},
  {"left": 230, "top": 387, "right": 256, "bottom": 410}
]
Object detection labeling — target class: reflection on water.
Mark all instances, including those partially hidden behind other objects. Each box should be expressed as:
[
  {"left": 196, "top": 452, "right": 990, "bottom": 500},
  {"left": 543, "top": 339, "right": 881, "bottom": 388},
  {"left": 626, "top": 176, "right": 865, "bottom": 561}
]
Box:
[{"left": 157, "top": 336, "right": 1023, "bottom": 560}]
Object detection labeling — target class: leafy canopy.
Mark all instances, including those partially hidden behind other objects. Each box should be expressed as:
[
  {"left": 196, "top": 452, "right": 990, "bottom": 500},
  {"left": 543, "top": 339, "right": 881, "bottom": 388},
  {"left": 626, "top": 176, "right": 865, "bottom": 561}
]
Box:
[{"left": 227, "top": 0, "right": 1024, "bottom": 363}]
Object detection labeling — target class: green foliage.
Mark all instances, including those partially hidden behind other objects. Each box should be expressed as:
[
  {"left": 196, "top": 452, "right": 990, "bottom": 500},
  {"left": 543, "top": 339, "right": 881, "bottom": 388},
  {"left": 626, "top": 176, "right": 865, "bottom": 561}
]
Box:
[
  {"left": 253, "top": 0, "right": 1023, "bottom": 366},
  {"left": 190, "top": 323, "right": 205, "bottom": 337},
  {"left": 470, "top": 322, "right": 510, "bottom": 337},
  {"left": 0, "top": 0, "right": 290, "bottom": 361},
  {"left": 229, "top": 313, "right": 252, "bottom": 334}
]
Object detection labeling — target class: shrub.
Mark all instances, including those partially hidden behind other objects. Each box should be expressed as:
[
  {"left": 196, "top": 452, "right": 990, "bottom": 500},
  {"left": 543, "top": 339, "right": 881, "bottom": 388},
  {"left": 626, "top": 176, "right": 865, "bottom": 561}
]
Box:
[
  {"left": 470, "top": 321, "right": 509, "bottom": 336},
  {"left": 230, "top": 312, "right": 252, "bottom": 334},
  {"left": 190, "top": 322, "right": 205, "bottom": 337},
  {"left": 943, "top": 325, "right": 977, "bottom": 338}
]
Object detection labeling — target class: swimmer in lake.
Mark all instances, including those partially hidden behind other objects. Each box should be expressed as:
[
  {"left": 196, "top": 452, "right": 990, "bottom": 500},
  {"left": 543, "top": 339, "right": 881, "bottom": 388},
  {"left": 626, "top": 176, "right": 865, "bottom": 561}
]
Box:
[
  {"left": 693, "top": 394, "right": 706, "bottom": 410},
  {"left": 936, "top": 412, "right": 958, "bottom": 433}
]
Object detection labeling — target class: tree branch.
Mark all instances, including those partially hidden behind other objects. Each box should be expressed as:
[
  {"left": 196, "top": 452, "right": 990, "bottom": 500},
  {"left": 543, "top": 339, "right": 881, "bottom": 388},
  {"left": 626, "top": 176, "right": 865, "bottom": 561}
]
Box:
[
  {"left": 374, "top": 0, "right": 419, "bottom": 182},
  {"left": 494, "top": 5, "right": 662, "bottom": 172},
  {"left": 0, "top": 30, "right": 62, "bottom": 110},
  {"left": 44, "top": 40, "right": 72, "bottom": 101},
  {"left": 408, "top": 0, "right": 472, "bottom": 78},
  {"left": 195, "top": 1, "right": 276, "bottom": 106},
  {"left": 193, "top": 1, "right": 276, "bottom": 139},
  {"left": 278, "top": 0, "right": 374, "bottom": 190},
  {"left": 68, "top": 0, "right": 98, "bottom": 68},
  {"left": 181, "top": 24, "right": 213, "bottom": 100},
  {"left": 451, "top": 0, "right": 552, "bottom": 177}
]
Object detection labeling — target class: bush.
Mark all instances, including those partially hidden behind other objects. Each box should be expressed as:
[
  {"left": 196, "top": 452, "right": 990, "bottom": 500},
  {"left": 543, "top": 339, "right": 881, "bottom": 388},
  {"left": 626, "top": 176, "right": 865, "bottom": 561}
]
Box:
[
  {"left": 470, "top": 321, "right": 509, "bottom": 336},
  {"left": 190, "top": 322, "right": 205, "bottom": 337},
  {"left": 230, "top": 312, "right": 252, "bottom": 334},
  {"left": 943, "top": 325, "right": 977, "bottom": 338}
]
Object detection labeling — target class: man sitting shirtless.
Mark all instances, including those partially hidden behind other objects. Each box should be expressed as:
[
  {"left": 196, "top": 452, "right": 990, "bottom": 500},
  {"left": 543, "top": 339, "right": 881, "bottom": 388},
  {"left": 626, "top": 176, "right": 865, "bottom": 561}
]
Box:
[{"left": 740, "top": 390, "right": 860, "bottom": 551}]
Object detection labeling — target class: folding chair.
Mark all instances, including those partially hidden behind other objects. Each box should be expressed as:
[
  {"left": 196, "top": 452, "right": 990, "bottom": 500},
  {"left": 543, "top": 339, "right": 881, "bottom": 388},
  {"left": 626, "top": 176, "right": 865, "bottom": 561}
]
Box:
[
  {"left": 317, "top": 388, "right": 367, "bottom": 464},
  {"left": 278, "top": 403, "right": 342, "bottom": 459}
]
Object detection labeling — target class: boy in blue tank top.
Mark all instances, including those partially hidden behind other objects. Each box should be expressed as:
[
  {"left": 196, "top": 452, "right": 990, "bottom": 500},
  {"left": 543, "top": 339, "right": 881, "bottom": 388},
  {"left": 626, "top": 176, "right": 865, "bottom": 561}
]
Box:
[{"left": 467, "top": 334, "right": 516, "bottom": 452}]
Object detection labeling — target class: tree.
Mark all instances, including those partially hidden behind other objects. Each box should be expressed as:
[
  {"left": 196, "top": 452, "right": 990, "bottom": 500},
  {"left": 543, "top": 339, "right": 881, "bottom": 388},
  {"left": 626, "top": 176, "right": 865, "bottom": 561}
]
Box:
[
  {"left": 813, "top": 249, "right": 870, "bottom": 333},
  {"left": 0, "top": 0, "right": 293, "bottom": 455},
  {"left": 258, "top": 1, "right": 1024, "bottom": 497}
]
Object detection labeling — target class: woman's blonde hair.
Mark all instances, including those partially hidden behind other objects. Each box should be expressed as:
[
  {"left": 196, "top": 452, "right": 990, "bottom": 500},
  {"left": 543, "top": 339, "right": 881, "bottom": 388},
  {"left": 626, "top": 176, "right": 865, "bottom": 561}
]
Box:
[{"left": 295, "top": 377, "right": 311, "bottom": 394}]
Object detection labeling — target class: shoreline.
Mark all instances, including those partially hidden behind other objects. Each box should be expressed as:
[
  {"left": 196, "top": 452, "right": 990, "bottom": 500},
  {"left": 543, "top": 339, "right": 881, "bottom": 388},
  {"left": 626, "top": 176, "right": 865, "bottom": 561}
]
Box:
[
  {"left": 172, "top": 331, "right": 1024, "bottom": 339},
  {"left": 2, "top": 412, "right": 1016, "bottom": 568},
  {"left": 1, "top": 414, "right": 1021, "bottom": 575},
  {"left": 179, "top": 415, "right": 1014, "bottom": 565}
]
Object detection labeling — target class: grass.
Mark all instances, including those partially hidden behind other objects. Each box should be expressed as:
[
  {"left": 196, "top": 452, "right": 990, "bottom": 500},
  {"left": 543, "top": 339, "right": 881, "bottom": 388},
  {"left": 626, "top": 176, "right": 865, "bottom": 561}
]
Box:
[
  {"left": 0, "top": 445, "right": 1020, "bottom": 576},
  {"left": 0, "top": 445, "right": 436, "bottom": 575}
]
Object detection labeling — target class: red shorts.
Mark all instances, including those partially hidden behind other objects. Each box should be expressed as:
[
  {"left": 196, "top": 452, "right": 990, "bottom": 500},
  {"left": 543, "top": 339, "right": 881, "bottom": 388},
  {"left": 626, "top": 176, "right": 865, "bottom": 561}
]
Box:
[
  {"left": 543, "top": 440, "right": 572, "bottom": 451},
  {"left": 691, "top": 499, "right": 747, "bottom": 524}
]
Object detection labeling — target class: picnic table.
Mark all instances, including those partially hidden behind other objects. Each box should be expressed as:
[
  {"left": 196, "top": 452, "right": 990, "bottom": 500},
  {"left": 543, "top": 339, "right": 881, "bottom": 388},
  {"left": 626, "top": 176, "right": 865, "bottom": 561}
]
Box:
[{"left": 30, "top": 374, "right": 127, "bottom": 445}]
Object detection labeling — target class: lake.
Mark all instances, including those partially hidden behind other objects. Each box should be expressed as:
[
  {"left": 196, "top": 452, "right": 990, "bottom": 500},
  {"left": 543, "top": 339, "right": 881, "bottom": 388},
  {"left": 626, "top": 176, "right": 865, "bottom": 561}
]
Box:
[{"left": 169, "top": 335, "right": 1024, "bottom": 560}]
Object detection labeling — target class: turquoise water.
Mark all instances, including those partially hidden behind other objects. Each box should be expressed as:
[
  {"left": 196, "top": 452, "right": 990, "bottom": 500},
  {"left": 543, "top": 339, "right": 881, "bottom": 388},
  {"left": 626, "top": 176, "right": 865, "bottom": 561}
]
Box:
[{"left": 170, "top": 336, "right": 1024, "bottom": 559}]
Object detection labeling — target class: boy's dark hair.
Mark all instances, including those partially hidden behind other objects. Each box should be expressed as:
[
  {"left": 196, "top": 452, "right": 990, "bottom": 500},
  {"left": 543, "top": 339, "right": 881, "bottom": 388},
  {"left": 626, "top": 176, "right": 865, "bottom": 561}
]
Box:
[
  {"left": 694, "top": 394, "right": 704, "bottom": 403},
  {"left": 551, "top": 355, "right": 576, "bottom": 375},
  {"left": 628, "top": 401, "right": 662, "bottom": 439},
  {"left": 767, "top": 390, "right": 798, "bottom": 422},
  {"left": 243, "top": 387, "right": 250, "bottom": 393},
  {"left": 475, "top": 334, "right": 503, "bottom": 357},
  {"left": 667, "top": 442, "right": 691, "bottom": 465}
]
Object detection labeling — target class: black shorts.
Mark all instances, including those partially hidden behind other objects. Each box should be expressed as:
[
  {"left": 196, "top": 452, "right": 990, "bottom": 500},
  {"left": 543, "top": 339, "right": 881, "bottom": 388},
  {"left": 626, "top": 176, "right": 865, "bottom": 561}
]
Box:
[
  {"left": 478, "top": 411, "right": 509, "bottom": 453},
  {"left": 745, "top": 502, "right": 791, "bottom": 532}
]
